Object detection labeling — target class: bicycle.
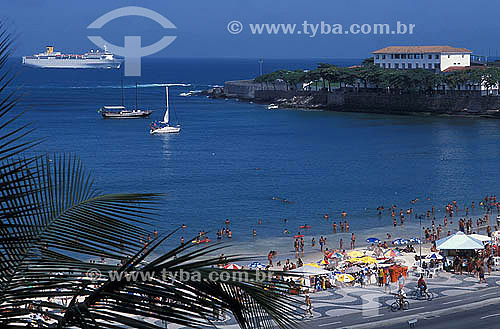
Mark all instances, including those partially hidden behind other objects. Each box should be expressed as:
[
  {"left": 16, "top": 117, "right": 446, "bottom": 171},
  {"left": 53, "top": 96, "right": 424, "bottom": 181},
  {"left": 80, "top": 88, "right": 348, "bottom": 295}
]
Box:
[
  {"left": 390, "top": 297, "right": 409, "bottom": 312},
  {"left": 409, "top": 287, "right": 433, "bottom": 301}
]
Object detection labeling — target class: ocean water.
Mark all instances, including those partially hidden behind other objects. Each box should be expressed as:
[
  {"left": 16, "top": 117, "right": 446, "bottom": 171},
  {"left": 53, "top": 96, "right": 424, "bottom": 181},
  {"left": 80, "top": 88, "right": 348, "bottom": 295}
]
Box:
[{"left": 8, "top": 58, "right": 500, "bottom": 258}]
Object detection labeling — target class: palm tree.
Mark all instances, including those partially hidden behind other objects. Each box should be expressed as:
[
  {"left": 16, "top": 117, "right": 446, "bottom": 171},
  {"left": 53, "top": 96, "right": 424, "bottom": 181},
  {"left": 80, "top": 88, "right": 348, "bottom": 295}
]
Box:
[{"left": 0, "top": 23, "right": 301, "bottom": 329}]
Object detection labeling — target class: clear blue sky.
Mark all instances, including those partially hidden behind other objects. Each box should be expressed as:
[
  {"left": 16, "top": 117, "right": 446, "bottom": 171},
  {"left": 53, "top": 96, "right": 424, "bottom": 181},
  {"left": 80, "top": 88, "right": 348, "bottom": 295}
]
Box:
[{"left": 3, "top": 0, "right": 500, "bottom": 58}]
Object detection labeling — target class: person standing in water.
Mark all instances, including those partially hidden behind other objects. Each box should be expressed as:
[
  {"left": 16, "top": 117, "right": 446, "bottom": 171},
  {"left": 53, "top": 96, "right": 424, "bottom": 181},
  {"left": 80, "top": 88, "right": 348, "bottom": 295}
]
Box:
[
  {"left": 351, "top": 233, "right": 356, "bottom": 249},
  {"left": 339, "top": 238, "right": 343, "bottom": 250}
]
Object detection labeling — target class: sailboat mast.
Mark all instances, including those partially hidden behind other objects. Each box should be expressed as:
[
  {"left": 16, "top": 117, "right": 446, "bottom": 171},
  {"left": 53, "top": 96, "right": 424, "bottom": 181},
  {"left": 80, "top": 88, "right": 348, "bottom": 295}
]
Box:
[
  {"left": 135, "top": 81, "right": 138, "bottom": 109},
  {"left": 121, "top": 77, "right": 124, "bottom": 107},
  {"left": 163, "top": 86, "right": 169, "bottom": 124}
]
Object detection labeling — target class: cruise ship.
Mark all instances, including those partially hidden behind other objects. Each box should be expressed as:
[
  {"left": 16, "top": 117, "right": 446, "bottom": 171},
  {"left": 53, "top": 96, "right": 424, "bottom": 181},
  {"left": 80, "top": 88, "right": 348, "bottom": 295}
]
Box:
[{"left": 22, "top": 45, "right": 122, "bottom": 69}]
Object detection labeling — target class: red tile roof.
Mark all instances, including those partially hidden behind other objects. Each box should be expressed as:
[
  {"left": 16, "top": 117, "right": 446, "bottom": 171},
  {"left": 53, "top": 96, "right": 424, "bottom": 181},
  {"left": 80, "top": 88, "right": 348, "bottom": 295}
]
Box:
[
  {"left": 373, "top": 46, "right": 472, "bottom": 54},
  {"left": 442, "top": 66, "right": 486, "bottom": 73}
]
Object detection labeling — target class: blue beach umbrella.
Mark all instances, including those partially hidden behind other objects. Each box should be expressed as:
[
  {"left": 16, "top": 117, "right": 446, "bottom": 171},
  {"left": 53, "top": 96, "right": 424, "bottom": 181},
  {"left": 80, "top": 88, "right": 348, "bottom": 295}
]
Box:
[
  {"left": 409, "top": 238, "right": 422, "bottom": 244},
  {"left": 366, "top": 237, "right": 380, "bottom": 244},
  {"left": 392, "top": 238, "right": 409, "bottom": 245},
  {"left": 248, "top": 261, "right": 266, "bottom": 269},
  {"left": 425, "top": 253, "right": 444, "bottom": 260}
]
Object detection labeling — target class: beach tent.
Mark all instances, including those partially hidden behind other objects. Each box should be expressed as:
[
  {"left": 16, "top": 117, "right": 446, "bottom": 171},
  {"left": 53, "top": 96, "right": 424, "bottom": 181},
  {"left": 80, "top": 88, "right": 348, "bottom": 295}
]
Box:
[
  {"left": 436, "top": 231, "right": 484, "bottom": 250},
  {"left": 366, "top": 237, "right": 380, "bottom": 244},
  {"left": 468, "top": 233, "right": 492, "bottom": 243},
  {"left": 290, "top": 265, "right": 331, "bottom": 276}
]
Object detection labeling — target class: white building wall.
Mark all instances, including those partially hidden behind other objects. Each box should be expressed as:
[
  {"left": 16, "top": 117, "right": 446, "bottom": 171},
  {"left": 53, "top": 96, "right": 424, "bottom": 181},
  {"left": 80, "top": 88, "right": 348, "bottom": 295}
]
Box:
[
  {"left": 440, "top": 53, "right": 470, "bottom": 71},
  {"left": 374, "top": 52, "right": 471, "bottom": 71}
]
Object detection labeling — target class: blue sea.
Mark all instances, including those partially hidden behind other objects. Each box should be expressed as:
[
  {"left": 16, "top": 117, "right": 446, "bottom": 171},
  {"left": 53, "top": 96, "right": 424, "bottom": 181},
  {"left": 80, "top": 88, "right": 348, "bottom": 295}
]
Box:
[{"left": 9, "top": 58, "right": 500, "bottom": 257}]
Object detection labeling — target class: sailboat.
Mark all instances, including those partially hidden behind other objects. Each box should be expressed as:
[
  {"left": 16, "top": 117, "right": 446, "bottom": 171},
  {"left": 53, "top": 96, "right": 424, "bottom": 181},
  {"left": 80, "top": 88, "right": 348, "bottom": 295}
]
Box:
[
  {"left": 99, "top": 81, "right": 152, "bottom": 119},
  {"left": 150, "top": 86, "right": 181, "bottom": 134}
]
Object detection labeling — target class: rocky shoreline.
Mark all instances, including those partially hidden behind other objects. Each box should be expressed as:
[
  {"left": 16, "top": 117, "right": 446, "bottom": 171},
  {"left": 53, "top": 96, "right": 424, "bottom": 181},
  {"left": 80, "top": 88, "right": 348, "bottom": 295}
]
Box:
[{"left": 200, "top": 83, "right": 500, "bottom": 118}]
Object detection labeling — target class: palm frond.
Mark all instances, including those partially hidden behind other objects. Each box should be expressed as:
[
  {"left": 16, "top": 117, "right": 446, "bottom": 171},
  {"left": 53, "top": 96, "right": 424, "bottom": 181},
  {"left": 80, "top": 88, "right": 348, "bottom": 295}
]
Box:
[{"left": 0, "top": 21, "right": 301, "bottom": 329}]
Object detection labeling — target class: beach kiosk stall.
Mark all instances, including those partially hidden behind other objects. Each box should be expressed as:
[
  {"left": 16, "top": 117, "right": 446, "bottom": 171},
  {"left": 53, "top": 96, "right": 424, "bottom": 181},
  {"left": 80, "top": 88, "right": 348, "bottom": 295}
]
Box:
[
  {"left": 290, "top": 265, "right": 331, "bottom": 290},
  {"left": 436, "top": 231, "right": 484, "bottom": 257}
]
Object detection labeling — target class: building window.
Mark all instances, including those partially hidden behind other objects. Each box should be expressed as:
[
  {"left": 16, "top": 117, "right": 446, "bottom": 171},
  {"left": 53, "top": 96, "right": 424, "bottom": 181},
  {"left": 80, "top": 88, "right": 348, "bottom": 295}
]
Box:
[
  {"left": 435, "top": 63, "right": 440, "bottom": 70},
  {"left": 382, "top": 54, "right": 386, "bottom": 59},
  {"left": 408, "top": 63, "right": 412, "bottom": 68},
  {"left": 401, "top": 54, "right": 407, "bottom": 59},
  {"left": 428, "top": 54, "right": 432, "bottom": 59},
  {"left": 382, "top": 63, "right": 386, "bottom": 68},
  {"left": 395, "top": 54, "right": 400, "bottom": 59},
  {"left": 376, "top": 55, "right": 379, "bottom": 59},
  {"left": 402, "top": 63, "right": 406, "bottom": 68},
  {"left": 390, "top": 54, "right": 394, "bottom": 59},
  {"left": 395, "top": 63, "right": 399, "bottom": 69},
  {"left": 435, "top": 54, "right": 439, "bottom": 59}
]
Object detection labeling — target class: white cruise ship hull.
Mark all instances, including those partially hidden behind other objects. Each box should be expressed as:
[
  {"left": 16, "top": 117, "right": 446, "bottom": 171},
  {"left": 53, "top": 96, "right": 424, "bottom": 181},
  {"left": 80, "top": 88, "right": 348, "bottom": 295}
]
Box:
[{"left": 22, "top": 58, "right": 121, "bottom": 69}]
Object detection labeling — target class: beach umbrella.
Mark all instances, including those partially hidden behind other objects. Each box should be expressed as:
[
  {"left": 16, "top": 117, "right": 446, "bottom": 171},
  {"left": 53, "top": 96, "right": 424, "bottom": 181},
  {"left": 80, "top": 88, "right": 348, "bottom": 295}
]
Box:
[
  {"left": 392, "top": 238, "right": 409, "bottom": 245},
  {"left": 384, "top": 249, "right": 400, "bottom": 258},
  {"left": 348, "top": 250, "right": 364, "bottom": 258},
  {"left": 335, "top": 273, "right": 355, "bottom": 283},
  {"left": 425, "top": 253, "right": 444, "bottom": 260},
  {"left": 366, "top": 237, "right": 380, "bottom": 244},
  {"left": 248, "top": 261, "right": 265, "bottom": 269},
  {"left": 360, "top": 256, "right": 378, "bottom": 264},
  {"left": 345, "top": 265, "right": 362, "bottom": 273},
  {"left": 327, "top": 251, "right": 344, "bottom": 259},
  {"left": 223, "top": 263, "right": 242, "bottom": 270},
  {"left": 347, "top": 257, "right": 364, "bottom": 263},
  {"left": 409, "top": 238, "right": 422, "bottom": 244},
  {"left": 303, "top": 263, "right": 321, "bottom": 268}
]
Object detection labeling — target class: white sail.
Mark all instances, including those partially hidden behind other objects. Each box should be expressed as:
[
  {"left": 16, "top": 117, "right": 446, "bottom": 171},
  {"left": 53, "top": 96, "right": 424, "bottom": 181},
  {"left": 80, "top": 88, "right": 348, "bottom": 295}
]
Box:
[{"left": 163, "top": 86, "right": 169, "bottom": 123}]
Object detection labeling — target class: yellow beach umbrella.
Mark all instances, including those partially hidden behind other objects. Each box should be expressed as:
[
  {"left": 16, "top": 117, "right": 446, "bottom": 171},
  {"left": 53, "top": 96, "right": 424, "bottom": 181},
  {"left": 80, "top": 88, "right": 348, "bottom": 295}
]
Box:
[
  {"left": 360, "top": 256, "right": 377, "bottom": 264},
  {"left": 303, "top": 263, "right": 321, "bottom": 268},
  {"left": 347, "top": 250, "right": 364, "bottom": 258},
  {"left": 335, "top": 273, "right": 355, "bottom": 282},
  {"left": 347, "top": 257, "right": 363, "bottom": 263}
]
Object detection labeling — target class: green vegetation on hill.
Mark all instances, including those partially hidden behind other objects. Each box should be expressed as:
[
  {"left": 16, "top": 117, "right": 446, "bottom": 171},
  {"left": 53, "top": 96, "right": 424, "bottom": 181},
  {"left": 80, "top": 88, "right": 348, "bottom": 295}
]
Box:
[{"left": 254, "top": 62, "right": 500, "bottom": 94}]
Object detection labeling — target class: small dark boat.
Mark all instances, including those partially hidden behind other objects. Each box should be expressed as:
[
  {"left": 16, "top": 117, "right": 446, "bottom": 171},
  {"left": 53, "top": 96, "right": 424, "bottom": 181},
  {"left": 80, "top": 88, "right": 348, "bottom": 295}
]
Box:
[
  {"left": 99, "top": 81, "right": 152, "bottom": 119},
  {"left": 99, "top": 106, "right": 152, "bottom": 118}
]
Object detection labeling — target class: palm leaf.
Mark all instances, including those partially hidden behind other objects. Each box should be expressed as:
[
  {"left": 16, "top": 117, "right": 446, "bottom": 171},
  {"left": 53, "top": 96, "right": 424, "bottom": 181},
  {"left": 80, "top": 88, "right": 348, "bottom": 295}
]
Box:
[{"left": 0, "top": 21, "right": 301, "bottom": 329}]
